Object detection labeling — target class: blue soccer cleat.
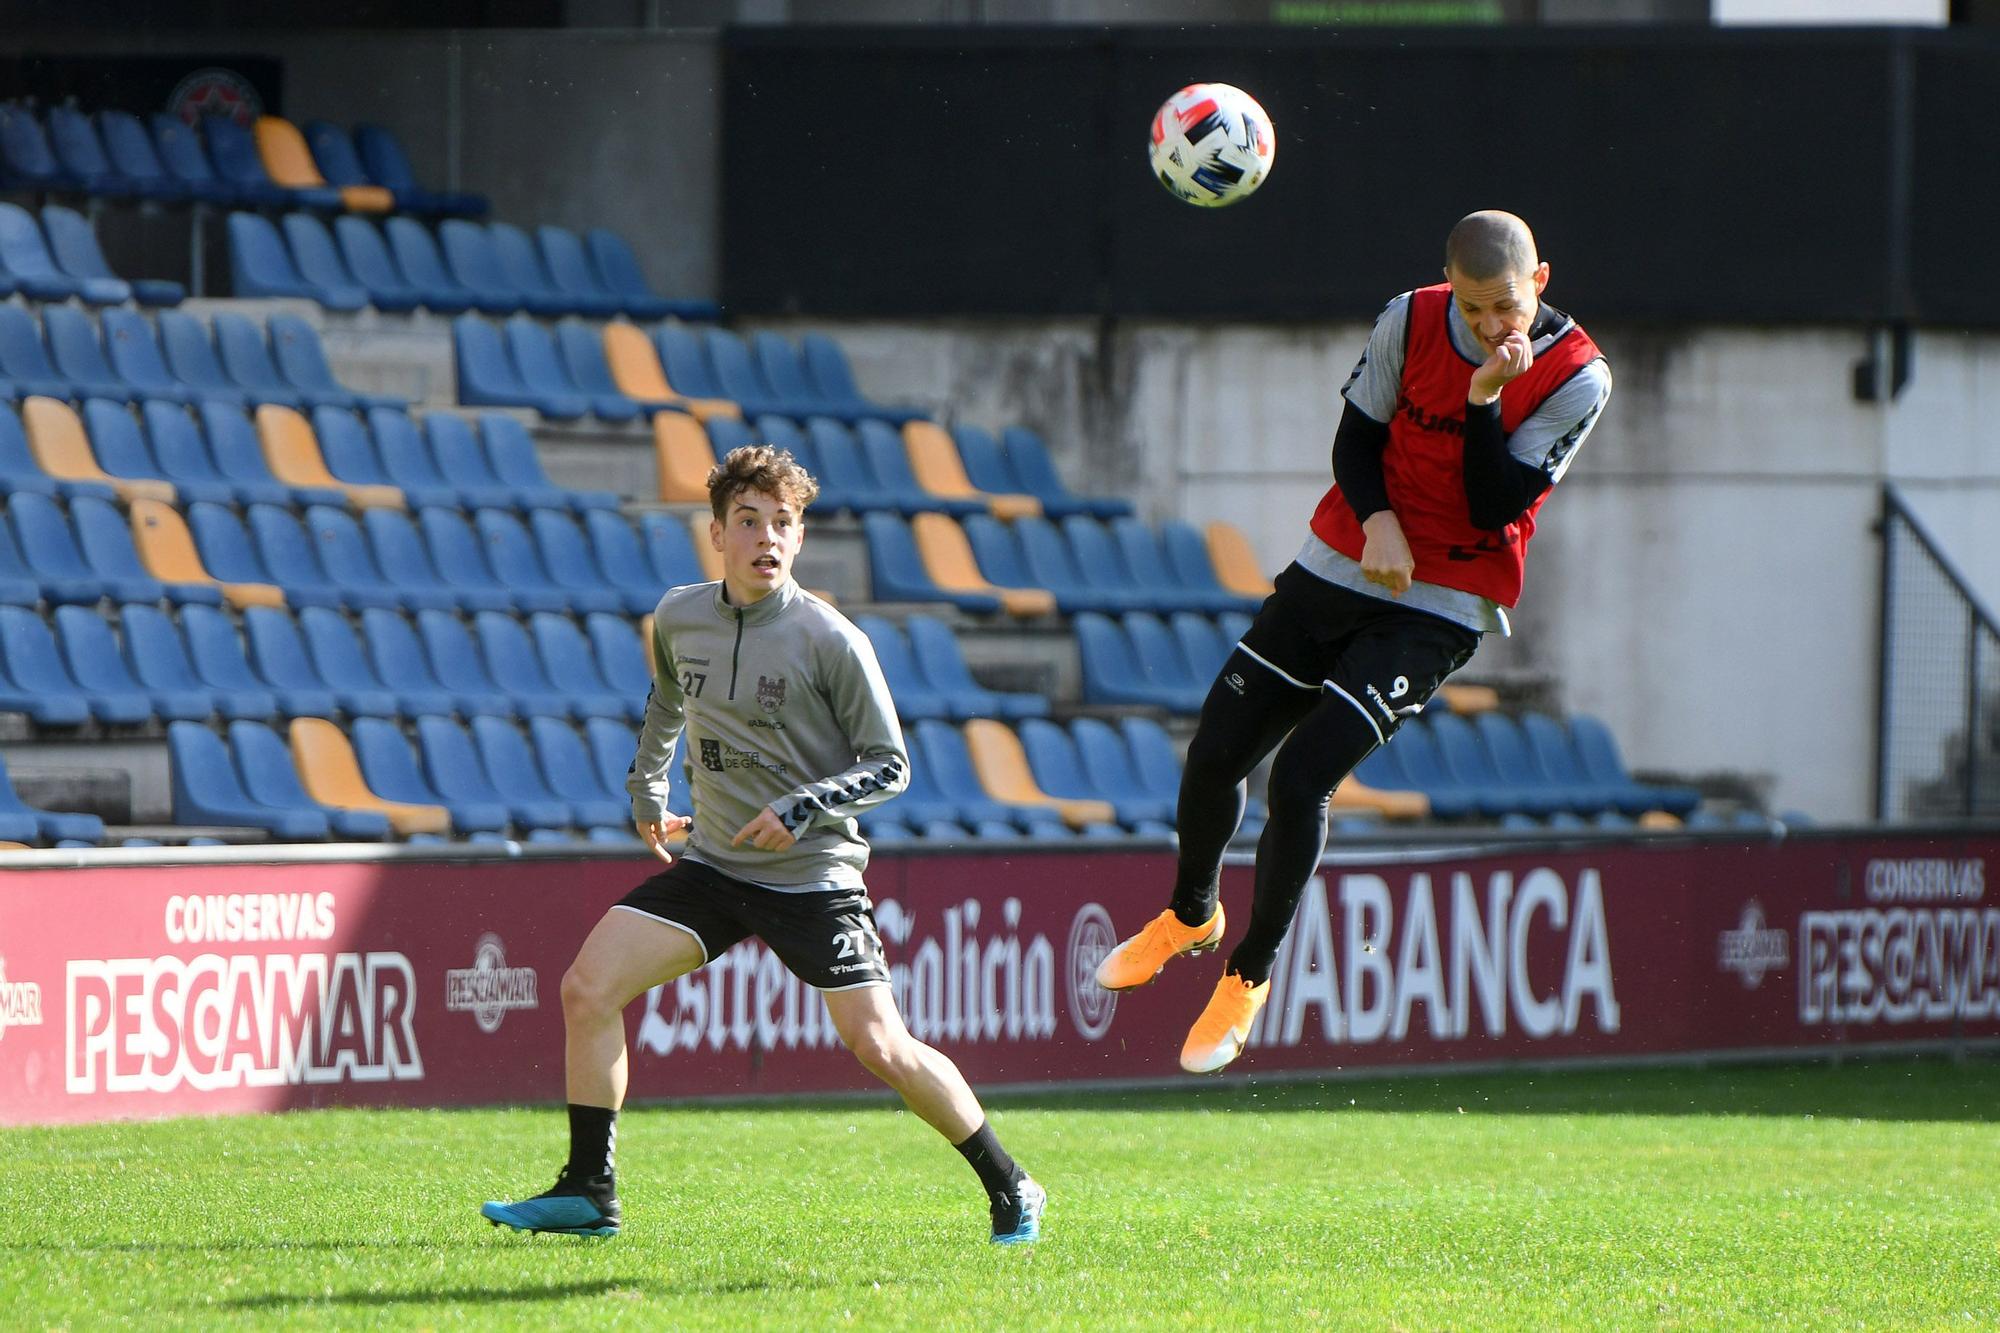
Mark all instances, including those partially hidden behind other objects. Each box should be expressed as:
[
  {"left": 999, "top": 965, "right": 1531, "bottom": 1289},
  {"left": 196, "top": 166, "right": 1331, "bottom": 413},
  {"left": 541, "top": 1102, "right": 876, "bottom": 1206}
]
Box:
[
  {"left": 989, "top": 1175, "right": 1046, "bottom": 1245},
  {"left": 481, "top": 1169, "right": 621, "bottom": 1237}
]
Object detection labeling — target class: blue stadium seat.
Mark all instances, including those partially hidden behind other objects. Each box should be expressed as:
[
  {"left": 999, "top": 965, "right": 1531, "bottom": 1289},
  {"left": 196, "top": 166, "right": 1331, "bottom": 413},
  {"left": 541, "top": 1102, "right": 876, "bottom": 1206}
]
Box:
[
  {"left": 557, "top": 319, "right": 682, "bottom": 419},
  {"left": 1061, "top": 514, "right": 1170, "bottom": 613},
  {"left": 301, "top": 122, "right": 402, "bottom": 210},
  {"left": 582, "top": 512, "right": 659, "bottom": 604},
  {"left": 330, "top": 216, "right": 427, "bottom": 313},
  {"left": 359, "top": 608, "right": 501, "bottom": 719},
  {"left": 211, "top": 312, "right": 307, "bottom": 410},
  {"left": 354, "top": 124, "right": 489, "bottom": 218},
  {"left": 583, "top": 717, "right": 640, "bottom": 803},
  {"left": 96, "top": 111, "right": 193, "bottom": 202},
  {"left": 0, "top": 603, "right": 146, "bottom": 723},
  {"left": 799, "top": 333, "right": 928, "bottom": 425},
  {"left": 584, "top": 612, "right": 652, "bottom": 698},
  {"left": 164, "top": 318, "right": 262, "bottom": 415},
  {"left": 361, "top": 408, "right": 460, "bottom": 509},
  {"left": 0, "top": 515, "right": 39, "bottom": 606},
  {"left": 270, "top": 314, "right": 406, "bottom": 412},
  {"left": 43, "top": 204, "right": 182, "bottom": 306},
  {"left": 280, "top": 212, "right": 382, "bottom": 309},
  {"left": 1161, "top": 521, "right": 1261, "bottom": 614},
  {"left": 534, "top": 225, "right": 623, "bottom": 318},
  {"left": 307, "top": 503, "right": 451, "bottom": 614},
  {"left": 417, "top": 505, "right": 547, "bottom": 610},
  {"left": 1117, "top": 716, "right": 1184, "bottom": 807},
  {"left": 950, "top": 425, "right": 1029, "bottom": 501},
  {"left": 207, "top": 116, "right": 339, "bottom": 210},
  {"left": 101, "top": 311, "right": 204, "bottom": 407},
  {"left": 586, "top": 227, "right": 713, "bottom": 320},
  {"left": 528, "top": 717, "right": 631, "bottom": 825},
  {"left": 1122, "top": 612, "right": 1212, "bottom": 710},
  {"left": 192, "top": 399, "right": 336, "bottom": 508},
  {"left": 1116, "top": 517, "right": 1241, "bottom": 615},
  {"left": 312, "top": 406, "right": 406, "bottom": 500},
  {"left": 301, "top": 605, "right": 456, "bottom": 717},
  {"left": 8, "top": 492, "right": 113, "bottom": 605},
  {"left": 227, "top": 212, "right": 366, "bottom": 310},
  {"left": 1074, "top": 612, "right": 1202, "bottom": 711},
  {"left": 78, "top": 399, "right": 175, "bottom": 499},
  {"left": 415, "top": 609, "right": 531, "bottom": 718},
  {"left": 467, "top": 610, "right": 582, "bottom": 720},
  {"left": 904, "top": 614, "right": 1048, "bottom": 720},
  {"left": 1072, "top": 717, "right": 1175, "bottom": 823},
  {"left": 354, "top": 508, "right": 494, "bottom": 615},
  {"left": 1001, "top": 426, "right": 1131, "bottom": 520},
  {"left": 351, "top": 716, "right": 506, "bottom": 834},
  {"left": 1564, "top": 713, "right": 1702, "bottom": 817},
  {"left": 413, "top": 715, "right": 565, "bottom": 829},
  {"left": 703, "top": 328, "right": 798, "bottom": 419},
  {"left": 0, "top": 304, "right": 75, "bottom": 399},
  {"left": 149, "top": 114, "right": 275, "bottom": 207},
  {"left": 854, "top": 614, "right": 952, "bottom": 721},
  {"left": 245, "top": 604, "right": 392, "bottom": 716},
  {"left": 423, "top": 413, "right": 526, "bottom": 510},
  {"left": 1015, "top": 515, "right": 1141, "bottom": 614},
  {"left": 636, "top": 511, "right": 708, "bottom": 587},
  {"left": 505, "top": 315, "right": 636, "bottom": 422},
  {"left": 1381, "top": 717, "right": 1482, "bottom": 820},
  {"left": 0, "top": 202, "right": 123, "bottom": 304},
  {"left": 531, "top": 509, "right": 649, "bottom": 614},
  {"left": 527, "top": 611, "right": 637, "bottom": 720},
  {"left": 654, "top": 323, "right": 732, "bottom": 402},
  {"left": 71, "top": 492, "right": 198, "bottom": 606},
  {"left": 384, "top": 217, "right": 482, "bottom": 312},
  {"left": 470, "top": 716, "right": 587, "bottom": 830},
  {"left": 44, "top": 107, "right": 138, "bottom": 198},
  {"left": 479, "top": 507, "right": 619, "bottom": 613},
  {"left": 1427, "top": 711, "right": 1558, "bottom": 818},
  {"left": 1020, "top": 718, "right": 1164, "bottom": 829},
  {"left": 454, "top": 316, "right": 588, "bottom": 420},
  {"left": 1168, "top": 611, "right": 1231, "bottom": 684},
  {"left": 184, "top": 603, "right": 322, "bottom": 716},
  {"left": 242, "top": 503, "right": 349, "bottom": 608},
  {"left": 0, "top": 606, "right": 90, "bottom": 726},
  {"left": 121, "top": 603, "right": 269, "bottom": 719},
  {"left": 809, "top": 417, "right": 909, "bottom": 516},
  {"left": 1471, "top": 712, "right": 1610, "bottom": 817},
  {"left": 753, "top": 414, "right": 855, "bottom": 514},
  {"left": 911, "top": 719, "right": 1068, "bottom": 834},
  {"left": 859, "top": 418, "right": 984, "bottom": 517},
  {"left": 0, "top": 403, "right": 65, "bottom": 500},
  {"left": 958, "top": 514, "right": 1046, "bottom": 603},
  {"left": 438, "top": 219, "right": 529, "bottom": 315},
  {"left": 706, "top": 415, "right": 758, "bottom": 454},
  {"left": 181, "top": 500, "right": 293, "bottom": 602},
  {"left": 0, "top": 104, "right": 82, "bottom": 194},
  {"left": 491, "top": 221, "right": 593, "bottom": 318},
  {"left": 882, "top": 729, "right": 974, "bottom": 828},
  {"left": 862, "top": 511, "right": 1001, "bottom": 613},
  {"left": 752, "top": 333, "right": 852, "bottom": 423},
  {"left": 63, "top": 604, "right": 201, "bottom": 721},
  {"left": 167, "top": 722, "right": 329, "bottom": 840},
  {"left": 228, "top": 718, "right": 390, "bottom": 839}
]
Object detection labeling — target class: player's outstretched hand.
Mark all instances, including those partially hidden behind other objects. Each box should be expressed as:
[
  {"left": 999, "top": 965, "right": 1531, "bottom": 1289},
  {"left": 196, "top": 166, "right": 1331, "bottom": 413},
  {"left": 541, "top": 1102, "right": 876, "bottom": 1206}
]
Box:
[
  {"left": 731, "top": 806, "right": 798, "bottom": 852},
  {"left": 637, "top": 814, "right": 693, "bottom": 865},
  {"left": 1471, "top": 329, "right": 1534, "bottom": 404}
]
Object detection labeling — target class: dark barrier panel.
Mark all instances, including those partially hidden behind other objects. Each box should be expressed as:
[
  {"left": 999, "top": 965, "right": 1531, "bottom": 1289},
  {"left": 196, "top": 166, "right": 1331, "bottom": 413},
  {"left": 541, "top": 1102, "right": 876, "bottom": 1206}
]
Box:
[
  {"left": 723, "top": 27, "right": 1992, "bottom": 324},
  {"left": 2, "top": 832, "right": 1997, "bottom": 1125}
]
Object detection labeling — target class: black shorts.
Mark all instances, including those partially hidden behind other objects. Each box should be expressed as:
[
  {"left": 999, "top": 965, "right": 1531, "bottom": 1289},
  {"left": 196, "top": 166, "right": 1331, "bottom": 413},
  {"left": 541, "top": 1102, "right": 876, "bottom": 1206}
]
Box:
[
  {"left": 613, "top": 857, "right": 891, "bottom": 991},
  {"left": 1234, "top": 564, "right": 1482, "bottom": 741}
]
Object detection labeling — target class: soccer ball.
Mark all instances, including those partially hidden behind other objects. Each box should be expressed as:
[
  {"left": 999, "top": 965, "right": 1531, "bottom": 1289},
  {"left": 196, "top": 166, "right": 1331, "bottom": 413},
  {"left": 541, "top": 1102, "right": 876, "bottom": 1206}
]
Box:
[{"left": 1148, "top": 82, "right": 1276, "bottom": 207}]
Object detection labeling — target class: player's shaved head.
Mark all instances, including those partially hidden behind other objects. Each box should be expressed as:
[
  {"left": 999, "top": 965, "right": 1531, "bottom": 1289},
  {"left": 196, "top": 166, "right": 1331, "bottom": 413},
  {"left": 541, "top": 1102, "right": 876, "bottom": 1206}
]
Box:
[{"left": 1445, "top": 211, "right": 1539, "bottom": 280}]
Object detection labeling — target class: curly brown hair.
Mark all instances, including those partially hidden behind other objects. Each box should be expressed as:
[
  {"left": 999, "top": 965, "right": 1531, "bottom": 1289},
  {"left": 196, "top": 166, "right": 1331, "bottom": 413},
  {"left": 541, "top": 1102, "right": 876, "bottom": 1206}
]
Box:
[{"left": 706, "top": 444, "right": 821, "bottom": 523}]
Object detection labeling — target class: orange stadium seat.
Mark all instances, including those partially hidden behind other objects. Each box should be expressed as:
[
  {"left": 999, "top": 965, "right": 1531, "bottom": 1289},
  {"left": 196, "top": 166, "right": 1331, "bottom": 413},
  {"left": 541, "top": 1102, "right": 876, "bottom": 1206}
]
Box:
[
  {"left": 255, "top": 404, "right": 404, "bottom": 510},
  {"left": 256, "top": 116, "right": 392, "bottom": 214},
  {"left": 289, "top": 717, "right": 449, "bottom": 836},
  {"left": 911, "top": 513, "right": 1055, "bottom": 619},
  {"left": 1204, "top": 520, "right": 1276, "bottom": 599},
  {"left": 601, "top": 322, "right": 738, "bottom": 424},
  {"left": 902, "top": 420, "right": 1040, "bottom": 520},
  {"left": 127, "top": 498, "right": 284, "bottom": 609},
  {"left": 962, "top": 719, "right": 1114, "bottom": 829},
  {"left": 20, "top": 395, "right": 175, "bottom": 504},
  {"left": 1330, "top": 774, "right": 1430, "bottom": 820},
  {"left": 1438, "top": 683, "right": 1501, "bottom": 715},
  {"left": 653, "top": 412, "right": 717, "bottom": 504}
]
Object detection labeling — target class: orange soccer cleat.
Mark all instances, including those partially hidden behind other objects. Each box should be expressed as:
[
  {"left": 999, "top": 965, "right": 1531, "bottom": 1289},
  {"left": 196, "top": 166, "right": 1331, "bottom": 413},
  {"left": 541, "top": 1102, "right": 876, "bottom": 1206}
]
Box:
[
  {"left": 1094, "top": 905, "right": 1226, "bottom": 992},
  {"left": 1178, "top": 973, "right": 1270, "bottom": 1074}
]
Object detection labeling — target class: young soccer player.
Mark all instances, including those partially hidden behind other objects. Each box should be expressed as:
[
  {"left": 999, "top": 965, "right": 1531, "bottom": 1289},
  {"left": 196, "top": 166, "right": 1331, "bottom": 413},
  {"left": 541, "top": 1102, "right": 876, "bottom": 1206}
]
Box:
[
  {"left": 483, "top": 445, "right": 1044, "bottom": 1243},
  {"left": 1097, "top": 210, "right": 1614, "bottom": 1074}
]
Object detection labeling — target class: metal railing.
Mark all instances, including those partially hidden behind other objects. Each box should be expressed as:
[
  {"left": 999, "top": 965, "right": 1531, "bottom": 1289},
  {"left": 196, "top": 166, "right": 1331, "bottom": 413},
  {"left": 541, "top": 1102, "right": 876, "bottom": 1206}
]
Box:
[{"left": 1875, "top": 486, "right": 2000, "bottom": 821}]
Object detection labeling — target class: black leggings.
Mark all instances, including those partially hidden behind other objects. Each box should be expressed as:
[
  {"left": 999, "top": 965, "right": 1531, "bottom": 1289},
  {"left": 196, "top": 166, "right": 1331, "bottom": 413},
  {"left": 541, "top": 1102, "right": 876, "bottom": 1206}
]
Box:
[{"left": 1168, "top": 651, "right": 1384, "bottom": 985}]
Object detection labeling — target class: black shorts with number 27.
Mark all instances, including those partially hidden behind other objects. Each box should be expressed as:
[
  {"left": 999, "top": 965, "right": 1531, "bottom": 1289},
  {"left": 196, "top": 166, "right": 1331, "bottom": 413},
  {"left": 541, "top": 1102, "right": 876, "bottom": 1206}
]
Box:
[{"left": 614, "top": 857, "right": 891, "bottom": 991}]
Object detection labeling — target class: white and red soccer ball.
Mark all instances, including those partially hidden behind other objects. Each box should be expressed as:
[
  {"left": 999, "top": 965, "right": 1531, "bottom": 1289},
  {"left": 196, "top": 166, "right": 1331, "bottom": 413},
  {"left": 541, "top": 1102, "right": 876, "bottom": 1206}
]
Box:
[{"left": 1148, "top": 82, "right": 1276, "bottom": 207}]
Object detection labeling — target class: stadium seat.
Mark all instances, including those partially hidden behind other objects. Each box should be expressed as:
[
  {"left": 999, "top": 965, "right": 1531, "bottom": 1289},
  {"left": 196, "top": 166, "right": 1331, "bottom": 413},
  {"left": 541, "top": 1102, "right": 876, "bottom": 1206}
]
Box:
[
  {"left": 417, "top": 505, "right": 548, "bottom": 610},
  {"left": 48, "top": 307, "right": 150, "bottom": 404},
  {"left": 72, "top": 492, "right": 200, "bottom": 606},
  {"left": 329, "top": 215, "right": 426, "bottom": 313},
  {"left": 0, "top": 602, "right": 90, "bottom": 725},
  {"left": 0, "top": 603, "right": 147, "bottom": 723},
  {"left": 1564, "top": 713, "right": 1703, "bottom": 817},
  {"left": 96, "top": 110, "right": 193, "bottom": 202},
  {"left": 1071, "top": 717, "right": 1176, "bottom": 823},
  {"left": 438, "top": 219, "right": 531, "bottom": 315},
  {"left": 161, "top": 316, "right": 263, "bottom": 414},
  {"left": 1472, "top": 712, "right": 1611, "bottom": 816},
  {"left": 1168, "top": 610, "right": 1231, "bottom": 683},
  {"left": 0, "top": 404, "right": 66, "bottom": 500},
  {"left": 311, "top": 407, "right": 424, "bottom": 512},
  {"left": 482, "top": 413, "right": 617, "bottom": 512},
  {"left": 412, "top": 608, "right": 532, "bottom": 716},
  {"left": 257, "top": 115, "right": 388, "bottom": 212},
  {"left": 705, "top": 328, "right": 810, "bottom": 420},
  {"left": 0, "top": 305, "right": 80, "bottom": 400},
  {"left": 472, "top": 715, "right": 600, "bottom": 830},
  {"left": 583, "top": 611, "right": 652, "bottom": 697},
  {"left": 0, "top": 202, "right": 123, "bottom": 304},
  {"left": 121, "top": 603, "right": 271, "bottom": 719},
  {"left": 754, "top": 415, "right": 851, "bottom": 507},
  {"left": 862, "top": 512, "right": 997, "bottom": 614},
  {"left": 1061, "top": 514, "right": 1170, "bottom": 613},
  {"left": 4, "top": 492, "right": 104, "bottom": 605},
  {"left": 410, "top": 714, "right": 562, "bottom": 828},
  {"left": 479, "top": 507, "right": 620, "bottom": 612},
  {"left": 803, "top": 417, "right": 902, "bottom": 515},
  {"left": 601, "top": 322, "right": 733, "bottom": 421},
  {"left": 799, "top": 333, "right": 928, "bottom": 425},
  {"left": 586, "top": 227, "right": 715, "bottom": 321},
  {"left": 227, "top": 211, "right": 367, "bottom": 309},
  {"left": 532, "top": 509, "right": 648, "bottom": 613},
  {"left": 358, "top": 607, "right": 497, "bottom": 718},
  {"left": 190, "top": 499, "right": 330, "bottom": 607},
  {"left": 1073, "top": 612, "right": 1204, "bottom": 711},
  {"left": 192, "top": 401, "right": 331, "bottom": 507},
  {"left": 288, "top": 716, "right": 449, "bottom": 836},
  {"left": 749, "top": 332, "right": 854, "bottom": 424},
  {"left": 43, "top": 106, "right": 140, "bottom": 198},
  {"left": 532, "top": 225, "right": 623, "bottom": 318},
  {"left": 1160, "top": 520, "right": 1262, "bottom": 614},
  {"left": 1115, "top": 715, "right": 1184, "bottom": 804},
  {"left": 183, "top": 611, "right": 306, "bottom": 725},
  {"left": 908, "top": 720, "right": 1052, "bottom": 831},
  {"left": 0, "top": 104, "right": 82, "bottom": 194},
  {"left": 1427, "top": 711, "right": 1560, "bottom": 818},
  {"left": 903, "top": 614, "right": 1049, "bottom": 720},
  {"left": 255, "top": 403, "right": 403, "bottom": 509},
  {"left": 489, "top": 221, "right": 598, "bottom": 318},
  {"left": 78, "top": 401, "right": 179, "bottom": 506},
  {"left": 528, "top": 609, "right": 638, "bottom": 718},
  {"left": 353, "top": 508, "right": 490, "bottom": 615},
  {"left": 854, "top": 614, "right": 951, "bottom": 721},
  {"left": 963, "top": 719, "right": 1116, "bottom": 830},
  {"left": 301, "top": 121, "right": 406, "bottom": 212},
  {"left": 0, "top": 516, "right": 39, "bottom": 606},
  {"left": 383, "top": 216, "right": 482, "bottom": 313},
  {"left": 558, "top": 319, "right": 682, "bottom": 420},
  {"left": 352, "top": 715, "right": 506, "bottom": 833},
  {"left": 506, "top": 315, "right": 637, "bottom": 422},
  {"left": 1000, "top": 425, "right": 1130, "bottom": 519},
  {"left": 581, "top": 511, "right": 657, "bottom": 600},
  {"left": 583, "top": 717, "right": 641, "bottom": 804},
  {"left": 167, "top": 721, "right": 329, "bottom": 841},
  {"left": 246, "top": 603, "right": 393, "bottom": 714},
  {"left": 1117, "top": 518, "right": 1241, "bottom": 615},
  {"left": 454, "top": 316, "right": 588, "bottom": 420},
  {"left": 302, "top": 604, "right": 458, "bottom": 716},
  {"left": 655, "top": 322, "right": 741, "bottom": 413},
  {"left": 1122, "top": 611, "right": 1213, "bottom": 706},
  {"left": 360, "top": 408, "right": 459, "bottom": 509},
  {"left": 354, "top": 124, "right": 489, "bottom": 218},
  {"left": 653, "top": 411, "right": 721, "bottom": 504},
  {"left": 1013, "top": 515, "right": 1142, "bottom": 614},
  {"left": 1020, "top": 717, "right": 1168, "bottom": 828},
  {"left": 1378, "top": 717, "right": 1482, "bottom": 820},
  {"left": 482, "top": 610, "right": 623, "bottom": 719},
  {"left": 208, "top": 116, "right": 319, "bottom": 204},
  {"left": 528, "top": 717, "right": 632, "bottom": 825},
  {"left": 903, "top": 420, "right": 1039, "bottom": 520},
  {"left": 44, "top": 204, "right": 182, "bottom": 306},
  {"left": 271, "top": 314, "right": 405, "bottom": 410},
  {"left": 128, "top": 498, "right": 282, "bottom": 610},
  {"left": 213, "top": 312, "right": 310, "bottom": 409},
  {"left": 149, "top": 114, "right": 281, "bottom": 207},
  {"left": 1204, "top": 520, "right": 1276, "bottom": 600},
  {"left": 860, "top": 419, "right": 984, "bottom": 518},
  {"left": 915, "top": 514, "right": 1055, "bottom": 618},
  {"left": 637, "top": 510, "right": 708, "bottom": 588},
  {"left": 102, "top": 311, "right": 205, "bottom": 407},
  {"left": 952, "top": 424, "right": 1035, "bottom": 505}
]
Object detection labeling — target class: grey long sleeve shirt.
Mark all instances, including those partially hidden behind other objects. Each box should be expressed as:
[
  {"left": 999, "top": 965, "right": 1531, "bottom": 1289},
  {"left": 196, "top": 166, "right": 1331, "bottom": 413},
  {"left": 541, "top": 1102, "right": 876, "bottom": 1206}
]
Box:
[{"left": 626, "top": 578, "right": 909, "bottom": 891}]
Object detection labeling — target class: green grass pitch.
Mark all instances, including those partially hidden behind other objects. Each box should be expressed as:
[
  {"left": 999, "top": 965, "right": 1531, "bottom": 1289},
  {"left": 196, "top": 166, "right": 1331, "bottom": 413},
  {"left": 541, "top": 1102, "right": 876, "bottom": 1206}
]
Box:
[{"left": 3, "top": 1056, "right": 1997, "bottom": 1329}]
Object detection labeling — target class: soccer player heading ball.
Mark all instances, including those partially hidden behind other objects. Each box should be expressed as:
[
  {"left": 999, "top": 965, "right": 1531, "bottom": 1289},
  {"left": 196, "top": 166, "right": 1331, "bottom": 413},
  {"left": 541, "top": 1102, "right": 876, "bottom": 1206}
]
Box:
[
  {"left": 1097, "top": 210, "right": 1613, "bottom": 1073},
  {"left": 483, "top": 445, "right": 1044, "bottom": 1244}
]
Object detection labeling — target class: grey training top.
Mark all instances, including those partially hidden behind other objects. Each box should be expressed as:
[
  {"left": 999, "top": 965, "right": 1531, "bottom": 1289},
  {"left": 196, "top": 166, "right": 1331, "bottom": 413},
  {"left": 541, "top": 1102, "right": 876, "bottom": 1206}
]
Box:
[
  {"left": 626, "top": 578, "right": 909, "bottom": 892},
  {"left": 1298, "top": 289, "right": 1614, "bottom": 635}
]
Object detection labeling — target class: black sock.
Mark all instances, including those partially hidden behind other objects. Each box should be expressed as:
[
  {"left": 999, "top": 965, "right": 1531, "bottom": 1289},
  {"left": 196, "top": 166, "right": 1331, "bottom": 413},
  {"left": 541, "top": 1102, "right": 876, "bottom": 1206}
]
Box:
[
  {"left": 953, "top": 1120, "right": 1023, "bottom": 1201},
  {"left": 565, "top": 1103, "right": 618, "bottom": 1181}
]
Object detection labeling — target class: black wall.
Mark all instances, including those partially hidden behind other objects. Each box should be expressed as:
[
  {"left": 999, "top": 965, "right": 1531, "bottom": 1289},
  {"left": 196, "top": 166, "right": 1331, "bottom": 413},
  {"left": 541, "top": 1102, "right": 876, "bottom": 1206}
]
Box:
[{"left": 722, "top": 26, "right": 1998, "bottom": 324}]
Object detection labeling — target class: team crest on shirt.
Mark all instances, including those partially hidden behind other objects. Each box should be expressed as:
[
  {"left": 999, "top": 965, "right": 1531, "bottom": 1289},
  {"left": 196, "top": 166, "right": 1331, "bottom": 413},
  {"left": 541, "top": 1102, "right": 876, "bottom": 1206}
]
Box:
[{"left": 756, "top": 675, "right": 787, "bottom": 714}]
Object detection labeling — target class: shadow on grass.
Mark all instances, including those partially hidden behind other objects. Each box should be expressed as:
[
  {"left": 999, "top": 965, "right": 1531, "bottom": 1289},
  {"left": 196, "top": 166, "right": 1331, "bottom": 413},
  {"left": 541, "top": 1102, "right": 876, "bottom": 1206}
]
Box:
[{"left": 217, "top": 1274, "right": 891, "bottom": 1310}]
